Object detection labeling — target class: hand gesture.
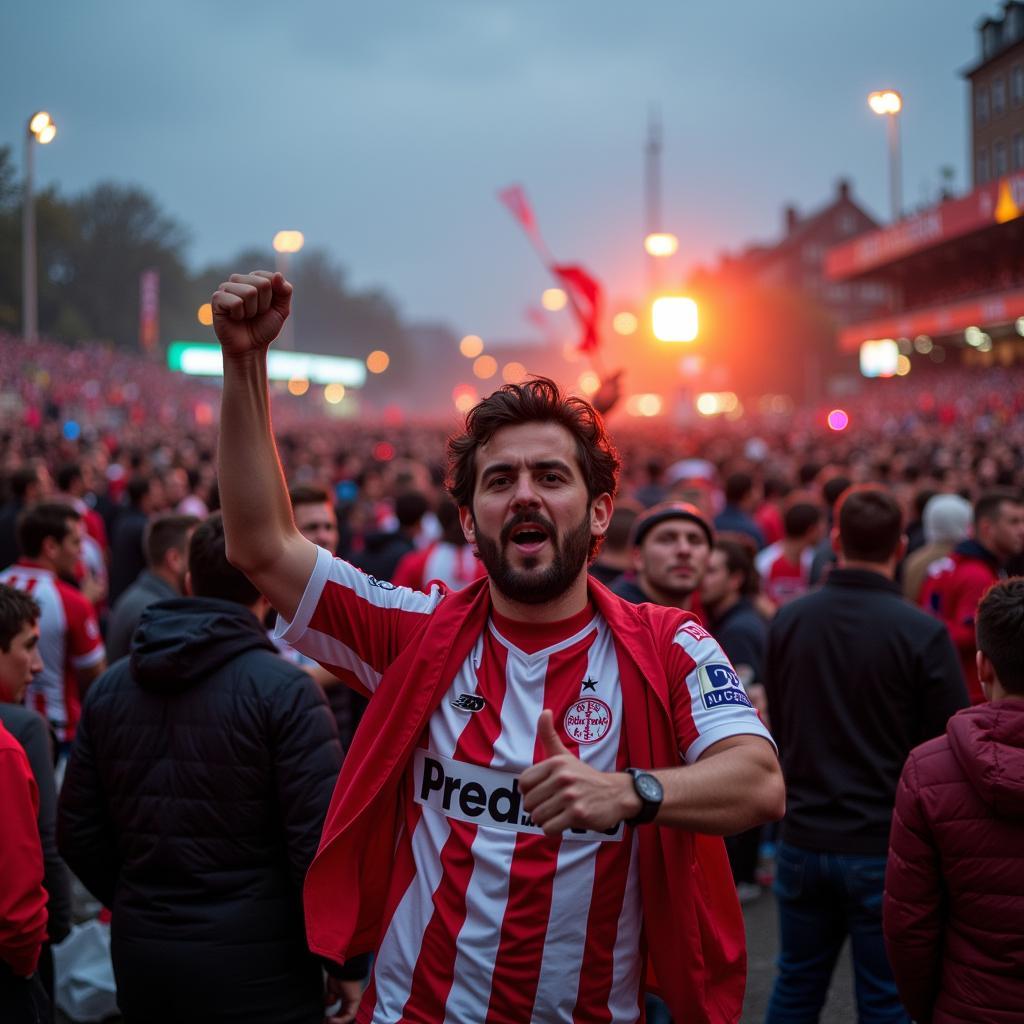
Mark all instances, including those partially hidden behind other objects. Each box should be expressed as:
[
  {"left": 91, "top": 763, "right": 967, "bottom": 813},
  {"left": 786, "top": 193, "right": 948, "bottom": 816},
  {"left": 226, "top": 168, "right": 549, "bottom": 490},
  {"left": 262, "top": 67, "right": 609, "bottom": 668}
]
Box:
[
  {"left": 519, "top": 710, "right": 639, "bottom": 836},
  {"left": 211, "top": 271, "right": 292, "bottom": 358}
]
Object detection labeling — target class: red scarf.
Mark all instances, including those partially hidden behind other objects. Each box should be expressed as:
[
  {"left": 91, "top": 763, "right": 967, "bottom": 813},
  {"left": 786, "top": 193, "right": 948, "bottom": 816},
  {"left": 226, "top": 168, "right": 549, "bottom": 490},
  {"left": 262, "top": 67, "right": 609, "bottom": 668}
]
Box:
[{"left": 304, "top": 577, "right": 746, "bottom": 1023}]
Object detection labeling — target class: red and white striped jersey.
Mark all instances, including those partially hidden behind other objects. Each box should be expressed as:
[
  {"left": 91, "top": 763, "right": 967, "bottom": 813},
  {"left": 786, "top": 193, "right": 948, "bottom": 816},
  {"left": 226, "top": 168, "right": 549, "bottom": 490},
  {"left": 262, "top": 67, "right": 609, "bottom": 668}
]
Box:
[
  {"left": 278, "top": 548, "right": 773, "bottom": 1024},
  {"left": 0, "top": 561, "right": 105, "bottom": 741}
]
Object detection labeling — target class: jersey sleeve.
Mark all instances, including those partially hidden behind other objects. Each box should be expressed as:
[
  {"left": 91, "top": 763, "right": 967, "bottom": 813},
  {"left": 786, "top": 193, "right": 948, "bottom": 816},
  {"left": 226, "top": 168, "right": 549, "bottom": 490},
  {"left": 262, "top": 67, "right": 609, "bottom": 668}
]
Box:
[
  {"left": 64, "top": 589, "right": 105, "bottom": 671},
  {"left": 273, "top": 545, "right": 445, "bottom": 695},
  {"left": 667, "top": 618, "right": 776, "bottom": 764}
]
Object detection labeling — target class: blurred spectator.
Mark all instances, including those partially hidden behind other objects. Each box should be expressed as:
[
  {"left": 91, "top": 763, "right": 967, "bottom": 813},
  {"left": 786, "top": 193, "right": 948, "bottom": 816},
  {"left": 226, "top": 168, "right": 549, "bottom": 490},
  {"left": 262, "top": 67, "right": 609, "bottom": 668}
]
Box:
[
  {"left": 756, "top": 502, "right": 823, "bottom": 607},
  {"left": 921, "top": 489, "right": 1024, "bottom": 703},
  {"left": 714, "top": 471, "right": 765, "bottom": 550},
  {"left": 634, "top": 457, "right": 668, "bottom": 508},
  {"left": 106, "top": 514, "right": 199, "bottom": 662},
  {"left": 809, "top": 475, "right": 852, "bottom": 586},
  {"left": 275, "top": 485, "right": 366, "bottom": 751},
  {"left": 391, "top": 497, "right": 484, "bottom": 592},
  {"left": 904, "top": 486, "right": 939, "bottom": 557},
  {"left": 764, "top": 486, "right": 967, "bottom": 1024},
  {"left": 0, "top": 585, "right": 71, "bottom": 1013},
  {"left": 0, "top": 465, "right": 52, "bottom": 571},
  {"left": 351, "top": 490, "right": 428, "bottom": 582},
  {"left": 55, "top": 463, "right": 108, "bottom": 554},
  {"left": 0, "top": 504, "right": 106, "bottom": 747},
  {"left": 611, "top": 502, "right": 713, "bottom": 615},
  {"left": 755, "top": 476, "right": 790, "bottom": 549},
  {"left": 59, "top": 514, "right": 356, "bottom": 1024},
  {"left": 701, "top": 537, "right": 769, "bottom": 904},
  {"left": 885, "top": 578, "right": 1024, "bottom": 1024},
  {"left": 901, "top": 493, "right": 972, "bottom": 604},
  {"left": 0, "top": 716, "right": 49, "bottom": 1022},
  {"left": 108, "top": 474, "right": 165, "bottom": 604},
  {"left": 588, "top": 499, "right": 642, "bottom": 587}
]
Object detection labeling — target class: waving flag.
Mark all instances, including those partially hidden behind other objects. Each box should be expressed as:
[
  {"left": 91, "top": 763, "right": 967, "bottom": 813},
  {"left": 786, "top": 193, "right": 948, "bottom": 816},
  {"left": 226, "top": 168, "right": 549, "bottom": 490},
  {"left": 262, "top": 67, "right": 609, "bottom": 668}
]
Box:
[
  {"left": 497, "top": 185, "right": 541, "bottom": 242},
  {"left": 553, "top": 264, "right": 603, "bottom": 354}
]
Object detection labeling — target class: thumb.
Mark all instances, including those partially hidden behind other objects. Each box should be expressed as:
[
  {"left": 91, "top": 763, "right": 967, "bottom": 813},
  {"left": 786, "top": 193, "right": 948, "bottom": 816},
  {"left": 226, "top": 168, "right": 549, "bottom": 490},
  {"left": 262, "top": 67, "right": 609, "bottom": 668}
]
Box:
[{"left": 537, "top": 709, "right": 570, "bottom": 759}]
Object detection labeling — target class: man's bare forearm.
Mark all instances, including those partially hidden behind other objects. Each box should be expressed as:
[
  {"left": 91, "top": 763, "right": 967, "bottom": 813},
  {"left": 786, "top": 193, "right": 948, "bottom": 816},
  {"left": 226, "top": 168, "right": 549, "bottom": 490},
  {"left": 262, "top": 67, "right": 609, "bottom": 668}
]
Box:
[
  {"left": 652, "top": 737, "right": 784, "bottom": 835},
  {"left": 217, "top": 350, "right": 297, "bottom": 574}
]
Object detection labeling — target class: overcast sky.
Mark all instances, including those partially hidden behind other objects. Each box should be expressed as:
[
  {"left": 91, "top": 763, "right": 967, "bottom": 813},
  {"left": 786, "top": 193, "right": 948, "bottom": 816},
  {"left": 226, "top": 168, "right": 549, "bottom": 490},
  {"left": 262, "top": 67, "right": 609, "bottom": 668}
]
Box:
[{"left": 1, "top": 0, "right": 996, "bottom": 341}]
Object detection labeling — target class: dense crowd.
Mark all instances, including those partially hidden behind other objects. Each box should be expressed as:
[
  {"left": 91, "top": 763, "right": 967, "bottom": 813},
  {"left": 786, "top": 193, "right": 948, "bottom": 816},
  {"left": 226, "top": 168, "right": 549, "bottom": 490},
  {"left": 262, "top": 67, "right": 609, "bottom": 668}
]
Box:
[{"left": 0, "top": 323, "right": 1022, "bottom": 1024}]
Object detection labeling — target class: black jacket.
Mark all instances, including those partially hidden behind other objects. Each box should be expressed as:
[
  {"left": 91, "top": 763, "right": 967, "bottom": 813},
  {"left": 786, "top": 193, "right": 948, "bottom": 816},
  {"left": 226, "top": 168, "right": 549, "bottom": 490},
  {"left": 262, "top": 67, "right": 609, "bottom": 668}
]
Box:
[
  {"left": 58, "top": 597, "right": 344, "bottom": 1024},
  {"left": 764, "top": 568, "right": 968, "bottom": 855}
]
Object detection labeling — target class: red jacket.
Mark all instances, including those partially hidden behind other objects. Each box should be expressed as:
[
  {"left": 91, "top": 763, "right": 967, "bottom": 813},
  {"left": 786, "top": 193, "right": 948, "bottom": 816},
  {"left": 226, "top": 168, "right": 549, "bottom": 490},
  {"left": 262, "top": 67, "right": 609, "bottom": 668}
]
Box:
[
  {"left": 884, "top": 700, "right": 1024, "bottom": 1024},
  {"left": 0, "top": 720, "right": 48, "bottom": 978},
  {"left": 919, "top": 540, "right": 1000, "bottom": 704},
  {"left": 304, "top": 577, "right": 747, "bottom": 1023}
]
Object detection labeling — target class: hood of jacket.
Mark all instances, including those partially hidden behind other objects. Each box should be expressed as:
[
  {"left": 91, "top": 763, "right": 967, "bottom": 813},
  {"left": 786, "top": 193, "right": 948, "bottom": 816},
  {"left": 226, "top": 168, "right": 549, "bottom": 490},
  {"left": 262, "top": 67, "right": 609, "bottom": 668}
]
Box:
[
  {"left": 130, "top": 596, "right": 276, "bottom": 694},
  {"left": 952, "top": 538, "right": 1000, "bottom": 570},
  {"left": 948, "top": 700, "right": 1024, "bottom": 819}
]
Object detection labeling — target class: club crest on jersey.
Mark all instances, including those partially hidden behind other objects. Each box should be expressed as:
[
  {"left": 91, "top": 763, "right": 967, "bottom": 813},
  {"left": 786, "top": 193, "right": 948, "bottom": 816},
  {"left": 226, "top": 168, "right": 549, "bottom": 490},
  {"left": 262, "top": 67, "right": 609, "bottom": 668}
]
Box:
[
  {"left": 563, "top": 697, "right": 612, "bottom": 744},
  {"left": 697, "top": 662, "right": 752, "bottom": 710},
  {"left": 451, "top": 693, "right": 485, "bottom": 713}
]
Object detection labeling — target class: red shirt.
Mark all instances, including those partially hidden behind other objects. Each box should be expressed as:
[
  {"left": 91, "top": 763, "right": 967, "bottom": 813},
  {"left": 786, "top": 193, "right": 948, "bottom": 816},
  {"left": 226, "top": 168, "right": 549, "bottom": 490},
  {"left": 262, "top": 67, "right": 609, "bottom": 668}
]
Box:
[{"left": 0, "top": 721, "right": 47, "bottom": 977}]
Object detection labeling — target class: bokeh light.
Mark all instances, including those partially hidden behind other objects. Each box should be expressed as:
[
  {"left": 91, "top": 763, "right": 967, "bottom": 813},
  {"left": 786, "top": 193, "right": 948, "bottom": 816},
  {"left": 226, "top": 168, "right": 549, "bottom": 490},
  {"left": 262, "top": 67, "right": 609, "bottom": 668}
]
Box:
[
  {"left": 541, "top": 288, "right": 567, "bottom": 311},
  {"left": 827, "top": 409, "right": 850, "bottom": 432},
  {"left": 459, "top": 334, "right": 484, "bottom": 358},
  {"left": 896, "top": 354, "right": 912, "bottom": 376},
  {"left": 324, "top": 383, "right": 345, "bottom": 404},
  {"left": 366, "top": 350, "right": 390, "bottom": 374},
  {"left": 644, "top": 232, "right": 679, "bottom": 257},
  {"left": 197, "top": 303, "right": 213, "bottom": 326},
  {"left": 578, "top": 371, "right": 601, "bottom": 396},
  {"left": 473, "top": 355, "right": 497, "bottom": 379},
  {"left": 612, "top": 312, "right": 638, "bottom": 335},
  {"left": 287, "top": 377, "right": 310, "bottom": 396},
  {"left": 502, "top": 361, "right": 527, "bottom": 384},
  {"left": 625, "top": 394, "right": 664, "bottom": 417},
  {"left": 373, "top": 442, "right": 395, "bottom": 462}
]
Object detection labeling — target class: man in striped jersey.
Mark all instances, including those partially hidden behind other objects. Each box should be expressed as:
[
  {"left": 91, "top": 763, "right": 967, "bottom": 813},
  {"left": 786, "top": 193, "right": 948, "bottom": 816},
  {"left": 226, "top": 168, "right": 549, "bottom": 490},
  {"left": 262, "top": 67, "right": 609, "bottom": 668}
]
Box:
[{"left": 213, "top": 271, "right": 785, "bottom": 1024}]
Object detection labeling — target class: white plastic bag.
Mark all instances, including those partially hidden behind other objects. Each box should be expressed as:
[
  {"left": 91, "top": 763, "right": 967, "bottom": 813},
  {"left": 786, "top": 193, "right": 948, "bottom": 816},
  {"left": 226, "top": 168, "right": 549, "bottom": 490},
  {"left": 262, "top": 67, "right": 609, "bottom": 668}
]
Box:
[{"left": 52, "top": 919, "right": 119, "bottom": 1022}]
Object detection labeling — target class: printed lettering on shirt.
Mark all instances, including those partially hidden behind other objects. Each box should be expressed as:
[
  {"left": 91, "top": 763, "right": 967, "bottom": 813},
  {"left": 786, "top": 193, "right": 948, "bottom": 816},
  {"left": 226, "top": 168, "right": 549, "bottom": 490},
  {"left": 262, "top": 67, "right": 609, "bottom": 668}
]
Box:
[
  {"left": 413, "top": 749, "right": 623, "bottom": 842},
  {"left": 697, "top": 663, "right": 753, "bottom": 710}
]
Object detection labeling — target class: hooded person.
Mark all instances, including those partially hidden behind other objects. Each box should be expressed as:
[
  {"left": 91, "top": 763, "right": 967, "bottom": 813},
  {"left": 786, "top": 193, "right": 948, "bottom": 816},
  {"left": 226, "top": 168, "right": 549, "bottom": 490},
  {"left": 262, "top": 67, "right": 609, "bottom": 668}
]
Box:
[
  {"left": 57, "top": 513, "right": 358, "bottom": 1024},
  {"left": 885, "top": 578, "right": 1024, "bottom": 1024}
]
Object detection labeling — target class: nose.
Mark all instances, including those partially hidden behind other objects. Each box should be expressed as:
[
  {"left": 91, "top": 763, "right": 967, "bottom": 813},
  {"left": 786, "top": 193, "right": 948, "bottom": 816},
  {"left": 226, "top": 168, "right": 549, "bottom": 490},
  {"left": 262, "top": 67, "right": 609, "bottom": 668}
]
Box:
[
  {"left": 510, "top": 473, "right": 540, "bottom": 509},
  {"left": 31, "top": 651, "right": 44, "bottom": 674}
]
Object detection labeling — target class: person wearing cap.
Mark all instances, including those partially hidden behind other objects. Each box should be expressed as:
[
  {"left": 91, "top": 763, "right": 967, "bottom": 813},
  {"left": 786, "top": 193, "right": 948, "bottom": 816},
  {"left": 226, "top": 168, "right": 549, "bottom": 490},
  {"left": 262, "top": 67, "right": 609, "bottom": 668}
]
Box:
[{"left": 610, "top": 502, "right": 713, "bottom": 616}]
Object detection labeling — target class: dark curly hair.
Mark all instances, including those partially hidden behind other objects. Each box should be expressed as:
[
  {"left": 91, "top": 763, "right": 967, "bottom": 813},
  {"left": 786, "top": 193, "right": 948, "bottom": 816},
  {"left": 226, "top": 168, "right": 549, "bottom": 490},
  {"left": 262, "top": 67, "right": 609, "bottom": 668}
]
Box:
[{"left": 446, "top": 378, "right": 620, "bottom": 557}]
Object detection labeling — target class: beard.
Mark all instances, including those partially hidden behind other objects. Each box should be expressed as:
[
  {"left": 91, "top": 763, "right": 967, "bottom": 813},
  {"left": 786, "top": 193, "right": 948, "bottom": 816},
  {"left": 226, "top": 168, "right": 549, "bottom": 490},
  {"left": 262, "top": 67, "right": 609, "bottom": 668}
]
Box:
[{"left": 474, "top": 508, "right": 592, "bottom": 606}]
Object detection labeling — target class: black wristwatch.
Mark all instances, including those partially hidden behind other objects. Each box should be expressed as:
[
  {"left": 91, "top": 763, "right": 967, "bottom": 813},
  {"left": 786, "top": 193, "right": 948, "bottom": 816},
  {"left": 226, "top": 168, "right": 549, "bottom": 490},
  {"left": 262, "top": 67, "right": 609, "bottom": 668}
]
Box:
[{"left": 624, "top": 768, "right": 663, "bottom": 826}]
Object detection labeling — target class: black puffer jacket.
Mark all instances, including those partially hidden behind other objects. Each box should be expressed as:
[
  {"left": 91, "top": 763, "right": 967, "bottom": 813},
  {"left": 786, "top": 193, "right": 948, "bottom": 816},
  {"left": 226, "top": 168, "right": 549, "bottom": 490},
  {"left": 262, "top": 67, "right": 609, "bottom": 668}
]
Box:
[{"left": 58, "top": 597, "right": 343, "bottom": 1024}]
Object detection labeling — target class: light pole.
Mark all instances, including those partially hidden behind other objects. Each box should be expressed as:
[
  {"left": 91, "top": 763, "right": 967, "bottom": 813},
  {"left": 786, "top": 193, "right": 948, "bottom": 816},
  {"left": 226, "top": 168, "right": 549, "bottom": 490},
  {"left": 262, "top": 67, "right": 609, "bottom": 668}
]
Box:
[
  {"left": 22, "top": 111, "right": 57, "bottom": 344},
  {"left": 868, "top": 90, "right": 903, "bottom": 223},
  {"left": 272, "top": 230, "right": 304, "bottom": 349}
]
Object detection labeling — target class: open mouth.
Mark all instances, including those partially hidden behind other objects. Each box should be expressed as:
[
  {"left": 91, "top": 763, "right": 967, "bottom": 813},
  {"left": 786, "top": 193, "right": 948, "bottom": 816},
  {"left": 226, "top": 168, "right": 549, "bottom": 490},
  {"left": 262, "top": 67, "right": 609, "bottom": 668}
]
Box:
[{"left": 507, "top": 523, "right": 551, "bottom": 553}]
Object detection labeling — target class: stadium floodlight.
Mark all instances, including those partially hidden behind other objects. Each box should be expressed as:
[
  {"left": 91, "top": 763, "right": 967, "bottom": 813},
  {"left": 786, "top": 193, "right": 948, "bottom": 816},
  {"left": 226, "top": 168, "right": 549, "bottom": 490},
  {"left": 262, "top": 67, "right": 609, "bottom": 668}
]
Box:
[
  {"left": 167, "top": 342, "right": 366, "bottom": 387},
  {"left": 652, "top": 296, "right": 698, "bottom": 342}
]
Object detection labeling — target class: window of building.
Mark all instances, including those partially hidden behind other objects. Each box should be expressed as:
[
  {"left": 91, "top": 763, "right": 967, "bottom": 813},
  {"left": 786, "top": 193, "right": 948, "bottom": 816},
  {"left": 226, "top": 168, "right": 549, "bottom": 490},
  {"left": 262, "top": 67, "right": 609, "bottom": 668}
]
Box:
[
  {"left": 1014, "top": 132, "right": 1024, "bottom": 170},
  {"left": 976, "top": 85, "right": 990, "bottom": 124},
  {"left": 1013, "top": 64, "right": 1024, "bottom": 106},
  {"left": 837, "top": 212, "right": 857, "bottom": 236},
  {"left": 978, "top": 147, "right": 991, "bottom": 183},
  {"left": 995, "top": 138, "right": 1008, "bottom": 176},
  {"left": 993, "top": 76, "right": 1007, "bottom": 116}
]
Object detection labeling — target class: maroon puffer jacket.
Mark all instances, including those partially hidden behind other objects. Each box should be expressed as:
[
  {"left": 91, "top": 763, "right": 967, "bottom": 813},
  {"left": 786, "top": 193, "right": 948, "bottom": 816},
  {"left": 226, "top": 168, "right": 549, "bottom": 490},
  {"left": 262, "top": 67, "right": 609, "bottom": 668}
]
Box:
[{"left": 884, "top": 699, "right": 1024, "bottom": 1024}]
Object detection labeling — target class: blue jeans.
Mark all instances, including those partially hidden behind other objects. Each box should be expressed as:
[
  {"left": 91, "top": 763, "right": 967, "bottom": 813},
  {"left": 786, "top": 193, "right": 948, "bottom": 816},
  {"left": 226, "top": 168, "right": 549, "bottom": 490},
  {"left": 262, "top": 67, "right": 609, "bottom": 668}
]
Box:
[{"left": 765, "top": 843, "right": 908, "bottom": 1024}]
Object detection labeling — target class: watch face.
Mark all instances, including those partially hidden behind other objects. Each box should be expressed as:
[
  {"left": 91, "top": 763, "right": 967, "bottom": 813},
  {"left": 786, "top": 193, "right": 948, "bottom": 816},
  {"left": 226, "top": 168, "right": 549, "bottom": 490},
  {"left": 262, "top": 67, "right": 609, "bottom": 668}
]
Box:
[{"left": 636, "top": 773, "right": 663, "bottom": 802}]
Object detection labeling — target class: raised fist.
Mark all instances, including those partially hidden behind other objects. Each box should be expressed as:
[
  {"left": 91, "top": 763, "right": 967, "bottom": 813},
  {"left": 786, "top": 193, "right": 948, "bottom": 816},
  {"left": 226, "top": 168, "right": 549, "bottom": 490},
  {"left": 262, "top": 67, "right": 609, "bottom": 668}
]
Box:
[{"left": 211, "top": 271, "right": 293, "bottom": 358}]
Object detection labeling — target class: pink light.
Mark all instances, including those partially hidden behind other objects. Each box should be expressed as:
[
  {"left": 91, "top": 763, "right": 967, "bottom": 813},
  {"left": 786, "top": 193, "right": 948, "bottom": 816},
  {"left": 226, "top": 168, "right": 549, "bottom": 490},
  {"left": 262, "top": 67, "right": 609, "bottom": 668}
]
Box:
[
  {"left": 373, "top": 442, "right": 395, "bottom": 462},
  {"left": 827, "top": 409, "right": 850, "bottom": 432}
]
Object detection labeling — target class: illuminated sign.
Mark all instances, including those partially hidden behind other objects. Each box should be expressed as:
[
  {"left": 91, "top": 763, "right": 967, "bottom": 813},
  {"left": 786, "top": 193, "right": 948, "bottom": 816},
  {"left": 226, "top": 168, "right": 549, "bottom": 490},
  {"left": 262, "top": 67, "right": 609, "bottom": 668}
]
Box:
[
  {"left": 859, "top": 339, "right": 899, "bottom": 378},
  {"left": 167, "top": 342, "right": 366, "bottom": 387}
]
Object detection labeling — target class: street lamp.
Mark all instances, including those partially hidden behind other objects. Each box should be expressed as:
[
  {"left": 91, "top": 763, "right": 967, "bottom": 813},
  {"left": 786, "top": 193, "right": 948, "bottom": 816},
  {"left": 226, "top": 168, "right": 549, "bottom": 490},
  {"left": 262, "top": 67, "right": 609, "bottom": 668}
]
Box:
[
  {"left": 23, "top": 111, "right": 57, "bottom": 344},
  {"left": 272, "top": 230, "right": 304, "bottom": 349},
  {"left": 868, "top": 90, "right": 903, "bottom": 222}
]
